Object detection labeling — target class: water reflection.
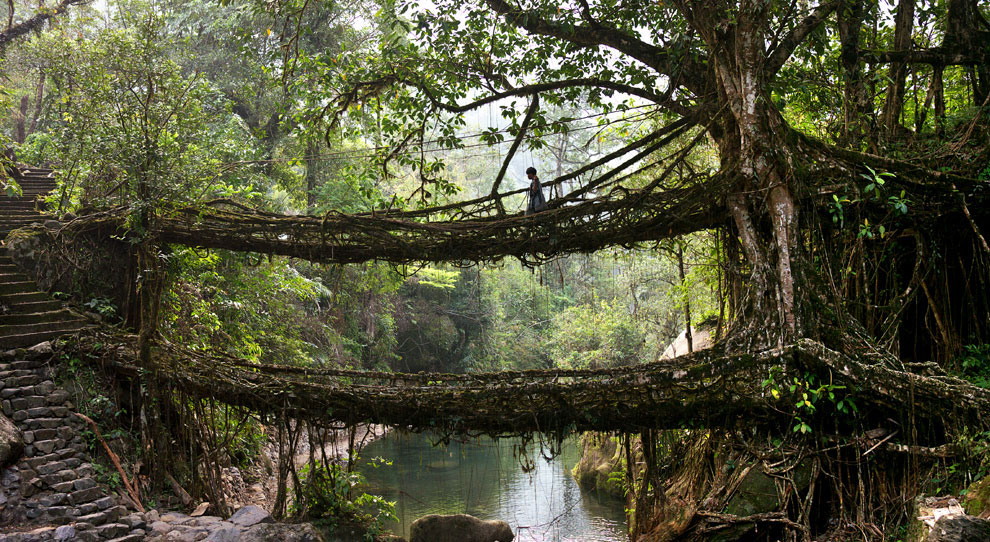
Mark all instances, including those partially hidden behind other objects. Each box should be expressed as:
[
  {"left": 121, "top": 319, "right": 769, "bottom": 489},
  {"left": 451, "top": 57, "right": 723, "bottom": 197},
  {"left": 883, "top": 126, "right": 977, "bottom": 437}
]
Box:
[{"left": 356, "top": 432, "right": 627, "bottom": 541}]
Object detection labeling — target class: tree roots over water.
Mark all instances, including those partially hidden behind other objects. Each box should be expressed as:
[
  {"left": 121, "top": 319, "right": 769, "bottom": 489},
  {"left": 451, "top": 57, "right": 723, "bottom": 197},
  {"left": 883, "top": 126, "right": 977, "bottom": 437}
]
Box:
[{"left": 58, "top": 327, "right": 990, "bottom": 539}]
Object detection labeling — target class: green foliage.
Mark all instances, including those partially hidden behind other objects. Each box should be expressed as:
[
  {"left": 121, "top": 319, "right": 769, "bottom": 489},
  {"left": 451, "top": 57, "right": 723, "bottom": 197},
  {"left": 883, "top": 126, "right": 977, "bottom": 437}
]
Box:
[
  {"left": 91, "top": 461, "right": 124, "bottom": 491},
  {"left": 293, "top": 460, "right": 395, "bottom": 538},
  {"left": 414, "top": 267, "right": 459, "bottom": 289},
  {"left": 83, "top": 297, "right": 120, "bottom": 322},
  {"left": 197, "top": 403, "right": 267, "bottom": 468},
  {"left": 20, "top": 1, "right": 274, "bottom": 222},
  {"left": 828, "top": 166, "right": 909, "bottom": 240},
  {"left": 762, "top": 368, "right": 857, "bottom": 434},
  {"left": 548, "top": 301, "right": 644, "bottom": 369},
  {"left": 958, "top": 344, "right": 990, "bottom": 388},
  {"left": 162, "top": 247, "right": 323, "bottom": 363}
]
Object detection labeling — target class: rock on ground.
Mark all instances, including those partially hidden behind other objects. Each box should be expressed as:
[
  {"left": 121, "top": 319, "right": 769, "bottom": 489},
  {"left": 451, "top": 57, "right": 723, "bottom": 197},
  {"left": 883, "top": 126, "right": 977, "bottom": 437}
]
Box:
[
  {"left": 925, "top": 515, "right": 990, "bottom": 542},
  {"left": 228, "top": 505, "right": 274, "bottom": 528},
  {"left": 0, "top": 413, "right": 24, "bottom": 467},
  {"left": 240, "top": 523, "right": 325, "bottom": 542}
]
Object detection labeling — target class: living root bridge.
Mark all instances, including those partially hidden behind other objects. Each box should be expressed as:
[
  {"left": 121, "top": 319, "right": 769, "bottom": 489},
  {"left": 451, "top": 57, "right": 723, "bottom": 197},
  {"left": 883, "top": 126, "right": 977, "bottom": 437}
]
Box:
[
  {"left": 67, "top": 332, "right": 990, "bottom": 437},
  {"left": 68, "top": 183, "right": 723, "bottom": 265}
]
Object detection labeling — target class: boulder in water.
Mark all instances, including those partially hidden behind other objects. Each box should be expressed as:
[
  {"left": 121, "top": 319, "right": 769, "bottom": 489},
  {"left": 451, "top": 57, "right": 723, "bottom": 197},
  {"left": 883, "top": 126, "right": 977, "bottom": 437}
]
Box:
[{"left": 409, "top": 514, "right": 514, "bottom": 542}]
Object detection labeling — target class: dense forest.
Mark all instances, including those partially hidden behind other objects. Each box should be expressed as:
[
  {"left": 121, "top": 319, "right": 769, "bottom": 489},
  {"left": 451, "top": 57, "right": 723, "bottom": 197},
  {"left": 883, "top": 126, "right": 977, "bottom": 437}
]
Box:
[{"left": 1, "top": 0, "right": 989, "bottom": 540}]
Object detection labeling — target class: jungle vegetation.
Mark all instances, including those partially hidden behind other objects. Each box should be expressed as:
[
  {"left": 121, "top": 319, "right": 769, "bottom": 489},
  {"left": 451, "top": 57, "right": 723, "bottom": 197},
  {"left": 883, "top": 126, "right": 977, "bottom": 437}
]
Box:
[{"left": 1, "top": 0, "right": 990, "bottom": 539}]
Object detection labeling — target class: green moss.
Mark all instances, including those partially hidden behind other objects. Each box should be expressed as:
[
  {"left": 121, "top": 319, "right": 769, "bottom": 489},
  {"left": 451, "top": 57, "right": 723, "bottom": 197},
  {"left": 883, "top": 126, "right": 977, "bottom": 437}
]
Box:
[
  {"left": 964, "top": 476, "right": 990, "bottom": 516},
  {"left": 570, "top": 433, "right": 627, "bottom": 499},
  {"left": 3, "top": 224, "right": 43, "bottom": 245}
]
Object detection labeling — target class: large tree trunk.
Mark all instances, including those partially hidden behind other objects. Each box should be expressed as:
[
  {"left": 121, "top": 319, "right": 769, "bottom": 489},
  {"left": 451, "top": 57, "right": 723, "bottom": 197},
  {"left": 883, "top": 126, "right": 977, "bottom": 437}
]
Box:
[
  {"left": 944, "top": 0, "right": 990, "bottom": 105},
  {"left": 694, "top": 1, "right": 807, "bottom": 348},
  {"left": 837, "top": 0, "right": 870, "bottom": 145},
  {"left": 881, "top": 0, "right": 916, "bottom": 137}
]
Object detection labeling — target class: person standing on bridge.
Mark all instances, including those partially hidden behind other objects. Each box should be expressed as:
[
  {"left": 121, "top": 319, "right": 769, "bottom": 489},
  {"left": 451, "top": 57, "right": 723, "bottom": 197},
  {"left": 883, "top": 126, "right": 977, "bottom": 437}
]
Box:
[{"left": 525, "top": 167, "right": 547, "bottom": 215}]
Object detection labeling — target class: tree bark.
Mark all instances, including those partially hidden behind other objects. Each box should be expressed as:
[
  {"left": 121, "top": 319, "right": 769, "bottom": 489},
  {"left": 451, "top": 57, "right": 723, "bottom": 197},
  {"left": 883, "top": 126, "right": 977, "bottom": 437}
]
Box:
[
  {"left": 677, "top": 244, "right": 693, "bottom": 353},
  {"left": 29, "top": 69, "right": 45, "bottom": 137},
  {"left": 933, "top": 66, "right": 946, "bottom": 137},
  {"left": 13, "top": 95, "right": 27, "bottom": 144},
  {"left": 680, "top": 0, "right": 806, "bottom": 347},
  {"left": 0, "top": 0, "right": 85, "bottom": 47},
  {"left": 881, "top": 0, "right": 916, "bottom": 138},
  {"left": 305, "top": 139, "right": 320, "bottom": 211},
  {"left": 837, "top": 0, "right": 869, "bottom": 146}
]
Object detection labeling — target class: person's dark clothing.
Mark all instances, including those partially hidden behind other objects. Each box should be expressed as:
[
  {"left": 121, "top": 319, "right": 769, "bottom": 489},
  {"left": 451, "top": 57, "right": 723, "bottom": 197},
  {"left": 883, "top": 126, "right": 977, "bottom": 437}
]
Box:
[{"left": 526, "top": 176, "right": 547, "bottom": 215}]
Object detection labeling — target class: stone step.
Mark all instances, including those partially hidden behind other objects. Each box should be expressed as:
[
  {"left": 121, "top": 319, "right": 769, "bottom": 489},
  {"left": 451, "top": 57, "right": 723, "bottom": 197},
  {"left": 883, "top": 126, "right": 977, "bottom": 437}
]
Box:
[
  {"left": 0, "top": 318, "right": 90, "bottom": 336},
  {"left": 15, "top": 193, "right": 53, "bottom": 199},
  {"left": 3, "top": 299, "right": 63, "bottom": 313},
  {"left": 13, "top": 173, "right": 54, "bottom": 178},
  {"left": 0, "top": 222, "right": 39, "bottom": 230},
  {"left": 0, "top": 281, "right": 38, "bottom": 295},
  {"left": 0, "top": 209, "right": 39, "bottom": 218},
  {"left": 0, "top": 214, "right": 40, "bottom": 220},
  {"left": 0, "top": 209, "right": 42, "bottom": 215},
  {"left": 0, "top": 271, "right": 31, "bottom": 282},
  {"left": 0, "top": 205, "right": 39, "bottom": 212},
  {"left": 0, "top": 309, "right": 77, "bottom": 325},
  {"left": 0, "top": 213, "right": 46, "bottom": 220},
  {"left": 0, "top": 325, "right": 92, "bottom": 349},
  {"left": 0, "top": 222, "right": 43, "bottom": 230},
  {"left": 0, "top": 291, "right": 51, "bottom": 305}
]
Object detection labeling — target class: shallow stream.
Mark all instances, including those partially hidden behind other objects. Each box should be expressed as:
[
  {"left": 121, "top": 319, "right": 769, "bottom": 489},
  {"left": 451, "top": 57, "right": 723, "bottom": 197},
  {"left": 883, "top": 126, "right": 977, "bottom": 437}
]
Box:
[{"left": 356, "top": 432, "right": 627, "bottom": 541}]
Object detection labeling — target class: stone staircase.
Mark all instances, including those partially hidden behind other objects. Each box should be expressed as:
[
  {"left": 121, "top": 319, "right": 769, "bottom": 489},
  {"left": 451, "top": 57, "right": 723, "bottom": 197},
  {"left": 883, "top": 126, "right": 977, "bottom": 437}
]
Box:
[
  {"left": 0, "top": 347, "right": 138, "bottom": 542},
  {"left": 0, "top": 168, "right": 91, "bottom": 349},
  {"left": 0, "top": 167, "right": 148, "bottom": 541},
  {"left": 0, "top": 169, "right": 56, "bottom": 238}
]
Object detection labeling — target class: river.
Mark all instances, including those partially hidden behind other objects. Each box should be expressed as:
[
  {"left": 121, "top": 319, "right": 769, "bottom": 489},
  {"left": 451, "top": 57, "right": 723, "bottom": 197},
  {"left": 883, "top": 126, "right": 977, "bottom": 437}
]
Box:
[{"left": 356, "top": 432, "right": 628, "bottom": 541}]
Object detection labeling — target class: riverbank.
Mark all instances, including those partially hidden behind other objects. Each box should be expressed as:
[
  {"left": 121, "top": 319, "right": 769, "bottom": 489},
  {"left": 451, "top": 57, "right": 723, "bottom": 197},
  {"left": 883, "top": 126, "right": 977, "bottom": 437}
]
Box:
[
  {"left": 356, "top": 432, "right": 627, "bottom": 541},
  {"left": 292, "top": 424, "right": 391, "bottom": 468}
]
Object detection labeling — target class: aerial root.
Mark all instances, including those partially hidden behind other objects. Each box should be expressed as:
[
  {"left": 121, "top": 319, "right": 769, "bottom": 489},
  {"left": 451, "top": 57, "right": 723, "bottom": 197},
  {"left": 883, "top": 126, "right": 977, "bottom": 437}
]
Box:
[{"left": 58, "top": 330, "right": 990, "bottom": 437}]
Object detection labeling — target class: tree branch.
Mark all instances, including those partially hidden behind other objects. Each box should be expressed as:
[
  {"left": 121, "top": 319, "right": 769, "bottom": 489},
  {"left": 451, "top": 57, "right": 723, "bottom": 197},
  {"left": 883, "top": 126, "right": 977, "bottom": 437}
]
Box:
[
  {"left": 767, "top": 0, "right": 843, "bottom": 75},
  {"left": 421, "top": 77, "right": 682, "bottom": 114},
  {"left": 861, "top": 47, "right": 990, "bottom": 66},
  {"left": 0, "top": 0, "right": 88, "bottom": 47},
  {"left": 482, "top": 0, "right": 708, "bottom": 95},
  {"left": 490, "top": 93, "right": 539, "bottom": 208}
]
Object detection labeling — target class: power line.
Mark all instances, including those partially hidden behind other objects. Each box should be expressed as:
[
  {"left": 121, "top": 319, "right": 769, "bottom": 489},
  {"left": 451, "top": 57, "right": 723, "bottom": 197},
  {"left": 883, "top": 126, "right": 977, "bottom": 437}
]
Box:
[{"left": 220, "top": 103, "right": 665, "bottom": 168}]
